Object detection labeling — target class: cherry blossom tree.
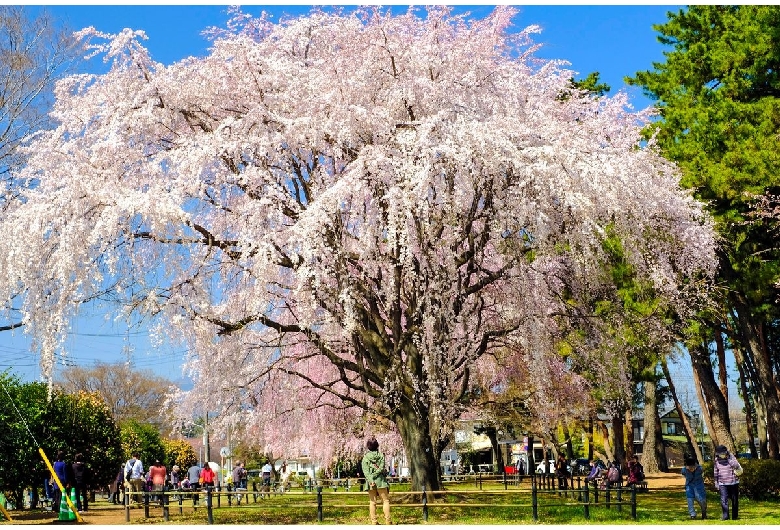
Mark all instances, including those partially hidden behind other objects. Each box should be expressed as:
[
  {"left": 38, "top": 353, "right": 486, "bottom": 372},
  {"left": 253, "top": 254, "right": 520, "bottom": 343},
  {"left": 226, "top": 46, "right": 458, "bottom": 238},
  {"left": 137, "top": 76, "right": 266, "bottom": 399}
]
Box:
[{"left": 0, "top": 6, "right": 717, "bottom": 491}]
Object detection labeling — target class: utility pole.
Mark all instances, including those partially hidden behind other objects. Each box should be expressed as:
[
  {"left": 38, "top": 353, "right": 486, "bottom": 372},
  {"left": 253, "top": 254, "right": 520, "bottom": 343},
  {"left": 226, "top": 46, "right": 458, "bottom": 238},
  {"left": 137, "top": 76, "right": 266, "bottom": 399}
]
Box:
[{"left": 203, "top": 412, "right": 211, "bottom": 464}]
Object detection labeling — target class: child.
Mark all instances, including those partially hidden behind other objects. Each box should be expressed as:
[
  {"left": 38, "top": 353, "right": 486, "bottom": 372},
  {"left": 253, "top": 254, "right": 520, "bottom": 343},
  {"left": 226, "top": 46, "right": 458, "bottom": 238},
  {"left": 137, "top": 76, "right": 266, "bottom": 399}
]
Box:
[{"left": 681, "top": 456, "right": 707, "bottom": 519}]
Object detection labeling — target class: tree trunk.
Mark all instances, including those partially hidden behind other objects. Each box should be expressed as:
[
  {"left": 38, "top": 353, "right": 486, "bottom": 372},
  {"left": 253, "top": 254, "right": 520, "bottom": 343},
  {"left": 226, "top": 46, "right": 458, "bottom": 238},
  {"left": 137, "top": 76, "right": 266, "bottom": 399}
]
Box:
[
  {"left": 753, "top": 390, "right": 769, "bottom": 458},
  {"left": 486, "top": 428, "right": 504, "bottom": 473},
  {"left": 715, "top": 330, "right": 729, "bottom": 407},
  {"left": 562, "top": 423, "right": 574, "bottom": 459},
  {"left": 611, "top": 413, "right": 626, "bottom": 465},
  {"left": 394, "top": 404, "right": 441, "bottom": 493},
  {"left": 653, "top": 399, "right": 668, "bottom": 471},
  {"left": 662, "top": 358, "right": 703, "bottom": 464},
  {"left": 624, "top": 409, "right": 634, "bottom": 460},
  {"left": 730, "top": 301, "right": 780, "bottom": 458},
  {"left": 596, "top": 420, "right": 614, "bottom": 463},
  {"left": 690, "top": 343, "right": 735, "bottom": 452},
  {"left": 587, "top": 416, "right": 595, "bottom": 460},
  {"left": 641, "top": 381, "right": 661, "bottom": 473},
  {"left": 735, "top": 350, "right": 759, "bottom": 458}
]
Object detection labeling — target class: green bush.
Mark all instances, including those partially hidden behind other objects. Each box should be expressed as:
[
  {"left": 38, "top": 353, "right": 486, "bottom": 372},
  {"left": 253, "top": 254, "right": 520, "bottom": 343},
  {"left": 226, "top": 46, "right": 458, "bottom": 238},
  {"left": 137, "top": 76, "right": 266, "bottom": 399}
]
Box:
[{"left": 703, "top": 459, "right": 780, "bottom": 500}]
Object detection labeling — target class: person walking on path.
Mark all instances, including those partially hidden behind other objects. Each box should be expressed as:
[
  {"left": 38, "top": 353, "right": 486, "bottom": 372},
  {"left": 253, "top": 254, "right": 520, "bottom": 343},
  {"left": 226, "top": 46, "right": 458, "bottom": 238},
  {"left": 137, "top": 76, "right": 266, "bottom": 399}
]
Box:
[
  {"left": 713, "top": 445, "right": 742, "bottom": 520},
  {"left": 681, "top": 455, "right": 707, "bottom": 519},
  {"left": 71, "top": 453, "right": 91, "bottom": 513},
  {"left": 361, "top": 436, "right": 391, "bottom": 525},
  {"left": 124, "top": 452, "right": 145, "bottom": 506}
]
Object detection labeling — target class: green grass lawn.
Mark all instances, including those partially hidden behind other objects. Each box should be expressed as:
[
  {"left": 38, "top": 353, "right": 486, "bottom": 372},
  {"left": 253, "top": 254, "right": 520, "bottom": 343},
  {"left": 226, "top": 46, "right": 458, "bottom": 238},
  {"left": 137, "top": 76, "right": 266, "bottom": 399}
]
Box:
[{"left": 123, "top": 481, "right": 780, "bottom": 525}]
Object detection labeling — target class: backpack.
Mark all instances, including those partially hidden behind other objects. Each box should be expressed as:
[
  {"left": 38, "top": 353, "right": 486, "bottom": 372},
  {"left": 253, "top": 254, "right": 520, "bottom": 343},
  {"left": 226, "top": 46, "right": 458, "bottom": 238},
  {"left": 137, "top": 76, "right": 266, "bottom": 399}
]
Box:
[{"left": 607, "top": 465, "right": 619, "bottom": 482}]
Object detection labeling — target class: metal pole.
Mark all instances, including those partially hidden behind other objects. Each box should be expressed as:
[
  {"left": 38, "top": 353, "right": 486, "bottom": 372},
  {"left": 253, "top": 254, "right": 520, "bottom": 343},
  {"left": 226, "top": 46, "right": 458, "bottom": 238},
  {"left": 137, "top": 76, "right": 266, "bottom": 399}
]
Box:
[
  {"left": 163, "top": 491, "right": 169, "bottom": 522},
  {"left": 531, "top": 475, "right": 538, "bottom": 522},
  {"left": 631, "top": 484, "right": 637, "bottom": 519}
]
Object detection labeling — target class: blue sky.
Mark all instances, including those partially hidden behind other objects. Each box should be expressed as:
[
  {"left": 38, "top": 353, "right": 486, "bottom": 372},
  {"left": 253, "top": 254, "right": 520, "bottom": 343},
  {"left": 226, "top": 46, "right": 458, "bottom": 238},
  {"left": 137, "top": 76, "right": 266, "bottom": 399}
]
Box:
[{"left": 3, "top": 4, "right": 687, "bottom": 387}]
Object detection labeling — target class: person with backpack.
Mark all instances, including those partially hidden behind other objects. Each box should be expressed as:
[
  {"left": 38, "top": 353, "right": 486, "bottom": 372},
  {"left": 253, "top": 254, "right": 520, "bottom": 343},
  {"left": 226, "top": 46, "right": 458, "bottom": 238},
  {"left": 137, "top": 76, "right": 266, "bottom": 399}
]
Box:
[
  {"left": 124, "top": 452, "right": 145, "bottom": 506},
  {"left": 605, "top": 460, "right": 621, "bottom": 488},
  {"left": 361, "top": 435, "right": 392, "bottom": 525},
  {"left": 71, "top": 453, "right": 91, "bottom": 513},
  {"left": 682, "top": 455, "right": 707, "bottom": 519},
  {"left": 713, "top": 445, "right": 742, "bottom": 520}
]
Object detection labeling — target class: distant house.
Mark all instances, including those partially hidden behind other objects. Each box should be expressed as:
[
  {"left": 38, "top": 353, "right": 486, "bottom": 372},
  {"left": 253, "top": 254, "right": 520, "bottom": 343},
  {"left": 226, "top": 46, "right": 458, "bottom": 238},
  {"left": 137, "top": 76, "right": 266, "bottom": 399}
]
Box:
[{"left": 631, "top": 407, "right": 690, "bottom": 456}]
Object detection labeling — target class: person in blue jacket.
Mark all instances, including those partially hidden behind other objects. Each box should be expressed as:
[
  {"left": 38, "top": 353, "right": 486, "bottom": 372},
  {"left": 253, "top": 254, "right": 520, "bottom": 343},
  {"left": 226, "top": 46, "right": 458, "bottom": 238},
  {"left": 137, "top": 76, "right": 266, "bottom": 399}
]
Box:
[{"left": 681, "top": 455, "right": 706, "bottom": 519}]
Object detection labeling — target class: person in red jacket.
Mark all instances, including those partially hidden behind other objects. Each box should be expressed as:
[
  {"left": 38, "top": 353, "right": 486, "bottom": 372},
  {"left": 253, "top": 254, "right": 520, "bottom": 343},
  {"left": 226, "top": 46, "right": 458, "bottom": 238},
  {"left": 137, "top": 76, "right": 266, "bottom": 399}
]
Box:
[{"left": 200, "top": 463, "right": 216, "bottom": 488}]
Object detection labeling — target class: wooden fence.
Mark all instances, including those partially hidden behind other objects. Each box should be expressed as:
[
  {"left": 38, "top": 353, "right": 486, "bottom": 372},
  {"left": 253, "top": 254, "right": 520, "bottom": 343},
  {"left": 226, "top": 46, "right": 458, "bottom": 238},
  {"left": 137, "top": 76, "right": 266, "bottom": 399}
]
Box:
[{"left": 122, "top": 474, "right": 642, "bottom": 524}]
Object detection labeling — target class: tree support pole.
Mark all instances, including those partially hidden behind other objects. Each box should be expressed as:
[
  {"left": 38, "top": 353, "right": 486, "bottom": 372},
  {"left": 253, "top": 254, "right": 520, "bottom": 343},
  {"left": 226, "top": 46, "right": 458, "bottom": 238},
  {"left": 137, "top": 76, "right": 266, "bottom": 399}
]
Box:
[{"left": 38, "top": 448, "right": 83, "bottom": 523}]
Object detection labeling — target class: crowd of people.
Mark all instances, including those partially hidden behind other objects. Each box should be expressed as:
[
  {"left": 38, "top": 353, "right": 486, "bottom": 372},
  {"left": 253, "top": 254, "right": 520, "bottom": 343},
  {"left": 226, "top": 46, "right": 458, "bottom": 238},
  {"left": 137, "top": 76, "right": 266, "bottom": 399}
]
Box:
[{"left": 43, "top": 441, "right": 745, "bottom": 524}]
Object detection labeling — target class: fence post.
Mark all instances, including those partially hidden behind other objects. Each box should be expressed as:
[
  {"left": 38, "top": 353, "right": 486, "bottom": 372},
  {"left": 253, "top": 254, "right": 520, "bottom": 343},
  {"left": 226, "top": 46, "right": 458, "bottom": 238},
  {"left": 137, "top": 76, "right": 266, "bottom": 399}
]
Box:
[
  {"left": 583, "top": 480, "right": 590, "bottom": 520},
  {"left": 163, "top": 491, "right": 169, "bottom": 522},
  {"left": 228, "top": 483, "right": 233, "bottom": 507},
  {"left": 124, "top": 487, "right": 130, "bottom": 522},
  {"left": 422, "top": 487, "right": 428, "bottom": 522},
  {"left": 617, "top": 484, "right": 622, "bottom": 513},
  {"left": 317, "top": 486, "right": 323, "bottom": 522},
  {"left": 144, "top": 492, "right": 149, "bottom": 519},
  {"left": 503, "top": 470, "right": 507, "bottom": 490},
  {"left": 631, "top": 484, "right": 637, "bottom": 520},
  {"left": 179, "top": 492, "right": 183, "bottom": 515},
  {"left": 216, "top": 485, "right": 221, "bottom": 508},
  {"left": 605, "top": 483, "right": 611, "bottom": 509},
  {"left": 206, "top": 487, "right": 213, "bottom": 524},
  {"left": 531, "top": 476, "right": 538, "bottom": 522}
]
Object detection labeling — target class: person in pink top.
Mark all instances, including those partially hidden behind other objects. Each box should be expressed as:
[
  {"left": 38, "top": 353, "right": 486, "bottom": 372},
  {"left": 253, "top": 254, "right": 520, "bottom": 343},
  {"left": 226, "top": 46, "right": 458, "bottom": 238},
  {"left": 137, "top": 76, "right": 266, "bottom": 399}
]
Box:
[{"left": 149, "top": 460, "right": 168, "bottom": 504}]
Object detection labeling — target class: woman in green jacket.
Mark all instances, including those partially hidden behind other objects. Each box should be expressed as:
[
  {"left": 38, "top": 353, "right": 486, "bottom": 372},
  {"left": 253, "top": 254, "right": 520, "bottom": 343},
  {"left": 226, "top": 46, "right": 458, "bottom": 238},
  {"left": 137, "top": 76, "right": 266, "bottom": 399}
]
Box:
[{"left": 361, "top": 436, "right": 391, "bottom": 525}]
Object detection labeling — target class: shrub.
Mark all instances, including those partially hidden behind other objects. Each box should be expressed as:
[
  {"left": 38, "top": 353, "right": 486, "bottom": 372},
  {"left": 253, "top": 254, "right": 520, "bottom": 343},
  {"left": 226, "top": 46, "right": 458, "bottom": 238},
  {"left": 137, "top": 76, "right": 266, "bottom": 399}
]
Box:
[{"left": 703, "top": 459, "right": 780, "bottom": 500}]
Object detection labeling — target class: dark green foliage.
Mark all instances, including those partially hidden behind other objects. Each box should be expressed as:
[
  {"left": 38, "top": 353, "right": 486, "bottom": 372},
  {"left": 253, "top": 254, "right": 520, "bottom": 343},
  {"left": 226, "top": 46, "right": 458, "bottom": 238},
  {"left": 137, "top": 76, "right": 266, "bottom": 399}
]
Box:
[
  {"left": 703, "top": 459, "right": 780, "bottom": 500},
  {"left": 119, "top": 418, "right": 166, "bottom": 465},
  {"left": 0, "top": 372, "right": 123, "bottom": 509}
]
